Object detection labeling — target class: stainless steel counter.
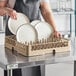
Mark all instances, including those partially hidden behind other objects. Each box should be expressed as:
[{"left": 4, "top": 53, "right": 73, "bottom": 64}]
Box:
[{"left": 0, "top": 42, "right": 74, "bottom": 70}]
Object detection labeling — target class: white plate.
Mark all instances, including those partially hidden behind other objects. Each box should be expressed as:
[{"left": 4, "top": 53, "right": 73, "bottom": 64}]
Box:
[
  {"left": 31, "top": 20, "right": 41, "bottom": 27},
  {"left": 16, "top": 24, "right": 38, "bottom": 44},
  {"left": 35, "top": 22, "right": 53, "bottom": 40},
  {"left": 8, "top": 13, "right": 30, "bottom": 35}
]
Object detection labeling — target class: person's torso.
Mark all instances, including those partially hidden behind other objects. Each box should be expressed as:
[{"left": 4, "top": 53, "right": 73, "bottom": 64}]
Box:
[{"left": 13, "top": 0, "right": 41, "bottom": 21}]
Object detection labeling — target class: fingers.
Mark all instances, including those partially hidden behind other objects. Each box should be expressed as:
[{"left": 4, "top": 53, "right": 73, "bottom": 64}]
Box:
[
  {"left": 57, "top": 33, "right": 62, "bottom": 38},
  {"left": 5, "top": 7, "right": 17, "bottom": 20},
  {"left": 0, "top": 7, "right": 6, "bottom": 16},
  {"left": 53, "top": 31, "right": 62, "bottom": 38},
  {"left": 10, "top": 10, "right": 17, "bottom": 19},
  {"left": 0, "top": 12, "right": 5, "bottom": 16}
]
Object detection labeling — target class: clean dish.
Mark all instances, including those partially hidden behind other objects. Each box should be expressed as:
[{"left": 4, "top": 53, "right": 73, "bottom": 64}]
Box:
[
  {"left": 35, "top": 22, "right": 53, "bottom": 40},
  {"left": 16, "top": 24, "right": 38, "bottom": 44},
  {"left": 31, "top": 20, "right": 41, "bottom": 27},
  {"left": 8, "top": 13, "right": 30, "bottom": 35}
]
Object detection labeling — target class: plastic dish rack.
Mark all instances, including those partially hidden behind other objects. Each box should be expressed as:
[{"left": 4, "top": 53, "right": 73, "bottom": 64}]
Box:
[{"left": 5, "top": 35, "right": 71, "bottom": 56}]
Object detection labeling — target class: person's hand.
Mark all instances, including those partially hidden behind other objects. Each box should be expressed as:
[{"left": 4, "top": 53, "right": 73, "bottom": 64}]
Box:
[
  {"left": 5, "top": 7, "right": 17, "bottom": 19},
  {"left": 53, "top": 31, "right": 62, "bottom": 38},
  {"left": 0, "top": 7, "right": 7, "bottom": 16}
]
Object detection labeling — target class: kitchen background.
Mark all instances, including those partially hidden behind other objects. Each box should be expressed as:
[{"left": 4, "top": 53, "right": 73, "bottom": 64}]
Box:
[
  {"left": 0, "top": 0, "right": 75, "bottom": 76},
  {"left": 47, "top": 0, "right": 75, "bottom": 76}
]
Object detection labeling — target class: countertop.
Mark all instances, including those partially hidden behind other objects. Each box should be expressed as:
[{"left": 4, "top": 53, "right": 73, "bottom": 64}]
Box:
[{"left": 0, "top": 44, "right": 74, "bottom": 70}]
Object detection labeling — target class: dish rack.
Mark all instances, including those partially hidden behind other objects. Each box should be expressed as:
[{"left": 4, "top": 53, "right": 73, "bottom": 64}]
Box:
[{"left": 5, "top": 35, "right": 71, "bottom": 56}]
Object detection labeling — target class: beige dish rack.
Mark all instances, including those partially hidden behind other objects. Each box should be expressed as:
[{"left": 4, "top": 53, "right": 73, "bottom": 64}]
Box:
[{"left": 5, "top": 35, "right": 71, "bottom": 56}]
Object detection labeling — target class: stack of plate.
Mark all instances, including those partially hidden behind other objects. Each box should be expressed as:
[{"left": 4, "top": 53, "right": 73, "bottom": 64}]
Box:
[
  {"left": 31, "top": 20, "right": 53, "bottom": 40},
  {"left": 8, "top": 13, "right": 53, "bottom": 44}
]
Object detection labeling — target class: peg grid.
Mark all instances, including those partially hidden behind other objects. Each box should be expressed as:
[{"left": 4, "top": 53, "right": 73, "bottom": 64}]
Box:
[{"left": 5, "top": 35, "right": 71, "bottom": 56}]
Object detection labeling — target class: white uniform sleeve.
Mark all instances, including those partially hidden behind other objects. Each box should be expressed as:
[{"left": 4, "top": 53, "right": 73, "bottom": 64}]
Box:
[
  {"left": 8, "top": 0, "right": 16, "bottom": 8},
  {"left": 40, "top": 0, "right": 50, "bottom": 3}
]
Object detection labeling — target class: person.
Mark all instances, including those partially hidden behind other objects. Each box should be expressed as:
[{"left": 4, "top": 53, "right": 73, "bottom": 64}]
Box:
[
  {"left": 0, "top": 0, "right": 61, "bottom": 76},
  {"left": 0, "top": 0, "right": 61, "bottom": 37}
]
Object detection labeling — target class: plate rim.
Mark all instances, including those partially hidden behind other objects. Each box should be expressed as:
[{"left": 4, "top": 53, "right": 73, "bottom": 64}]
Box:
[
  {"left": 31, "top": 20, "right": 41, "bottom": 27},
  {"left": 35, "top": 21, "right": 53, "bottom": 40},
  {"left": 16, "top": 23, "right": 38, "bottom": 43},
  {"left": 8, "top": 12, "right": 30, "bottom": 35}
]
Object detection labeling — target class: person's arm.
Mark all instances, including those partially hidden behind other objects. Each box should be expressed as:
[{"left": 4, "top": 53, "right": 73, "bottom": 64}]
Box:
[
  {"left": 40, "top": 1, "right": 61, "bottom": 38},
  {"left": 0, "top": 0, "right": 17, "bottom": 19},
  {"left": 0, "top": 0, "right": 7, "bottom": 7},
  {"left": 0, "top": 0, "right": 8, "bottom": 15}
]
